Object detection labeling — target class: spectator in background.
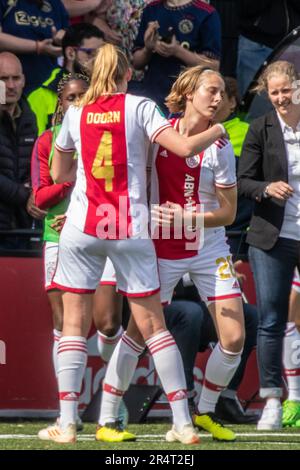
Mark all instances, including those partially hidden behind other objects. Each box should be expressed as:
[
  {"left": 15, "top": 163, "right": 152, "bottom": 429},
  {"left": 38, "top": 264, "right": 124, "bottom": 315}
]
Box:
[
  {"left": 28, "top": 23, "right": 105, "bottom": 135},
  {"left": 210, "top": 0, "right": 239, "bottom": 78},
  {"left": 238, "top": 61, "right": 300, "bottom": 430},
  {"left": 237, "top": 1, "right": 300, "bottom": 97},
  {"left": 0, "top": 52, "right": 45, "bottom": 248},
  {"left": 63, "top": 0, "right": 113, "bottom": 28},
  {"left": 0, "top": 0, "right": 69, "bottom": 94},
  {"left": 132, "top": 0, "right": 221, "bottom": 114},
  {"left": 87, "top": 0, "right": 148, "bottom": 89},
  {"left": 62, "top": 0, "right": 107, "bottom": 22}
]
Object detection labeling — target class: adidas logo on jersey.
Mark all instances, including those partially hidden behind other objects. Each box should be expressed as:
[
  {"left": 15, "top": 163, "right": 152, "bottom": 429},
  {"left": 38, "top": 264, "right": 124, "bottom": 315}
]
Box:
[
  {"left": 232, "top": 279, "right": 240, "bottom": 289},
  {"left": 160, "top": 150, "right": 168, "bottom": 158},
  {"left": 215, "top": 137, "right": 229, "bottom": 149}
]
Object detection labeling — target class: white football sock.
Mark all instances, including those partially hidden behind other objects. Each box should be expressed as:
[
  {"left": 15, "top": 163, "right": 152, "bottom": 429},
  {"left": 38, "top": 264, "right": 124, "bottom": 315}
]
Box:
[
  {"left": 146, "top": 330, "right": 191, "bottom": 432},
  {"left": 99, "top": 333, "right": 144, "bottom": 426},
  {"left": 57, "top": 336, "right": 87, "bottom": 430},
  {"left": 198, "top": 343, "right": 241, "bottom": 414},
  {"left": 97, "top": 326, "right": 124, "bottom": 363},
  {"left": 52, "top": 329, "right": 62, "bottom": 378},
  {"left": 283, "top": 322, "right": 300, "bottom": 401}
]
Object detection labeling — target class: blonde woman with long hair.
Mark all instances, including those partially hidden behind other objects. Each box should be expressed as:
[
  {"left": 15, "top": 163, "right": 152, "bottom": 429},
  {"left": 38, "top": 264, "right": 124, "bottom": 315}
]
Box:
[
  {"left": 39, "top": 44, "right": 226, "bottom": 444},
  {"left": 239, "top": 60, "right": 300, "bottom": 430}
]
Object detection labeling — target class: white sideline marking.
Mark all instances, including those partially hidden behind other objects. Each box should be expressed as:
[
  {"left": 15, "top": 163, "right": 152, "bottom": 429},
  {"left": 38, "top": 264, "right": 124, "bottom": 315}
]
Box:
[{"left": 0, "top": 432, "right": 300, "bottom": 440}]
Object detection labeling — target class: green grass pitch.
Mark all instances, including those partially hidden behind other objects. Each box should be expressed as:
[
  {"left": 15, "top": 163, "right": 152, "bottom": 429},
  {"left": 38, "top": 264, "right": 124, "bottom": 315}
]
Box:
[{"left": 0, "top": 421, "right": 300, "bottom": 450}]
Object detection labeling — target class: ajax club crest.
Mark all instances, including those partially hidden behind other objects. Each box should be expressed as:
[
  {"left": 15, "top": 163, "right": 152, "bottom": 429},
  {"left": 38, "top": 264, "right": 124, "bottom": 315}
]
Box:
[{"left": 186, "top": 155, "right": 200, "bottom": 168}]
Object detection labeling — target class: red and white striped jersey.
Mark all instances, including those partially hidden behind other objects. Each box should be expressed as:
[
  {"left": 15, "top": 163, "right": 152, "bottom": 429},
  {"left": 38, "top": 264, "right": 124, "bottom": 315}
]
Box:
[
  {"left": 150, "top": 118, "right": 236, "bottom": 260},
  {"left": 55, "top": 93, "right": 171, "bottom": 239}
]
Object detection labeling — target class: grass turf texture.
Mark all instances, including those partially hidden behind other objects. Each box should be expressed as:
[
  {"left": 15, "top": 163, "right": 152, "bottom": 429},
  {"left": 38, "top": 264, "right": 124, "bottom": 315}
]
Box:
[{"left": 0, "top": 421, "right": 300, "bottom": 450}]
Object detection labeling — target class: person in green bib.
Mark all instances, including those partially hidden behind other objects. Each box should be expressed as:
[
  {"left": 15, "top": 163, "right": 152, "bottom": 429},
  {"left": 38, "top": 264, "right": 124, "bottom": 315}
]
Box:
[{"left": 31, "top": 73, "right": 89, "bottom": 427}]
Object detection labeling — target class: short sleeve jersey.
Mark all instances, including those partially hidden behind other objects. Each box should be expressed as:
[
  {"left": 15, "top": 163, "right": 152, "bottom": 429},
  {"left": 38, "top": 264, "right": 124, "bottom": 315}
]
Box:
[
  {"left": 151, "top": 118, "right": 236, "bottom": 260},
  {"left": 0, "top": 0, "right": 69, "bottom": 92},
  {"left": 55, "top": 93, "right": 171, "bottom": 239}
]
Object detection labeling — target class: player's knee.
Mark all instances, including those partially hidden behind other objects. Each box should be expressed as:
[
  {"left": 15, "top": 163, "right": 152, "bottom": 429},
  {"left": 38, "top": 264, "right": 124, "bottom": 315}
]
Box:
[
  {"left": 101, "top": 326, "right": 121, "bottom": 337},
  {"left": 223, "top": 331, "right": 245, "bottom": 353},
  {"left": 94, "top": 311, "right": 121, "bottom": 335}
]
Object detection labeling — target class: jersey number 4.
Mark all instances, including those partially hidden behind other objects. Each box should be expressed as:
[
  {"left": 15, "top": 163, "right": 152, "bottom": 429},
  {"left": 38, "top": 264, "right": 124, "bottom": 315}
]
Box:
[{"left": 92, "top": 131, "right": 114, "bottom": 191}]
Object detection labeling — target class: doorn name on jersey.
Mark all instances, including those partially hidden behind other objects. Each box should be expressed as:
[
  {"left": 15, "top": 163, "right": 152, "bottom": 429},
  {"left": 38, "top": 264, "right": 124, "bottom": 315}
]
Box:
[{"left": 86, "top": 111, "right": 121, "bottom": 124}]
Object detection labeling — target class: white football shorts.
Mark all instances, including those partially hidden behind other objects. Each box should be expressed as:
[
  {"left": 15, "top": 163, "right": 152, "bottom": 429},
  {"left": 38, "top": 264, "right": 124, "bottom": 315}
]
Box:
[
  {"left": 44, "top": 241, "right": 59, "bottom": 291},
  {"left": 100, "top": 256, "right": 117, "bottom": 286},
  {"left": 158, "top": 233, "right": 241, "bottom": 304},
  {"left": 53, "top": 221, "right": 160, "bottom": 296}
]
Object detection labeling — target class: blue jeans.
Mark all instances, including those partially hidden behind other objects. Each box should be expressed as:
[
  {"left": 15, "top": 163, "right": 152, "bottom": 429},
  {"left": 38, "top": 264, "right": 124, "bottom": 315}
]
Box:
[
  {"left": 237, "top": 35, "right": 273, "bottom": 97},
  {"left": 249, "top": 238, "right": 300, "bottom": 398}
]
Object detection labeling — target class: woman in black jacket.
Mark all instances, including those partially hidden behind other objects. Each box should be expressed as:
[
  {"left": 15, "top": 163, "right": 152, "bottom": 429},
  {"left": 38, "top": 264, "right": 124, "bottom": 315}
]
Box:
[{"left": 238, "top": 60, "right": 300, "bottom": 430}]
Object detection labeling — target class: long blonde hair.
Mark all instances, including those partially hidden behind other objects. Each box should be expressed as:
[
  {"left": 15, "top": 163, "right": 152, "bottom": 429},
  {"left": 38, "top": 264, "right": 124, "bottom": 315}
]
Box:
[
  {"left": 165, "top": 66, "right": 223, "bottom": 114},
  {"left": 253, "top": 60, "right": 299, "bottom": 94},
  {"left": 80, "top": 44, "right": 129, "bottom": 106}
]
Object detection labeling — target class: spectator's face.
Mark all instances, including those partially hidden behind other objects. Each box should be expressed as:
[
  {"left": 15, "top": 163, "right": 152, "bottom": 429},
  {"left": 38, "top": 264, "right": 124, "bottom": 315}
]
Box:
[
  {"left": 0, "top": 56, "right": 25, "bottom": 106},
  {"left": 214, "top": 92, "right": 236, "bottom": 123},
  {"left": 189, "top": 74, "right": 224, "bottom": 121},
  {"left": 74, "top": 37, "right": 105, "bottom": 76},
  {"left": 61, "top": 79, "right": 89, "bottom": 114},
  {"left": 267, "top": 74, "right": 295, "bottom": 117}
]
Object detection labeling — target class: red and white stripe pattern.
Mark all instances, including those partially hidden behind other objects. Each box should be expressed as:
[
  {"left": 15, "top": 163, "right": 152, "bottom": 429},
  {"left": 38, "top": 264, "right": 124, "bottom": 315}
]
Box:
[
  {"left": 103, "top": 383, "right": 124, "bottom": 397},
  {"left": 198, "top": 343, "right": 241, "bottom": 414},
  {"left": 98, "top": 333, "right": 145, "bottom": 425},
  {"left": 203, "top": 378, "right": 226, "bottom": 393},
  {"left": 57, "top": 336, "right": 88, "bottom": 428},
  {"left": 285, "top": 368, "right": 300, "bottom": 377},
  {"left": 55, "top": 142, "right": 75, "bottom": 153},
  {"left": 101, "top": 332, "right": 144, "bottom": 398},
  {"left": 285, "top": 322, "right": 297, "bottom": 336},
  {"left": 146, "top": 330, "right": 176, "bottom": 356},
  {"left": 167, "top": 389, "right": 188, "bottom": 402},
  {"left": 292, "top": 270, "right": 300, "bottom": 293},
  {"left": 53, "top": 330, "right": 62, "bottom": 343},
  {"left": 146, "top": 330, "right": 191, "bottom": 428},
  {"left": 151, "top": 122, "right": 172, "bottom": 143},
  {"left": 121, "top": 333, "right": 145, "bottom": 355},
  {"left": 207, "top": 293, "right": 241, "bottom": 302},
  {"left": 214, "top": 137, "right": 229, "bottom": 149},
  {"left": 57, "top": 338, "right": 88, "bottom": 355}
]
